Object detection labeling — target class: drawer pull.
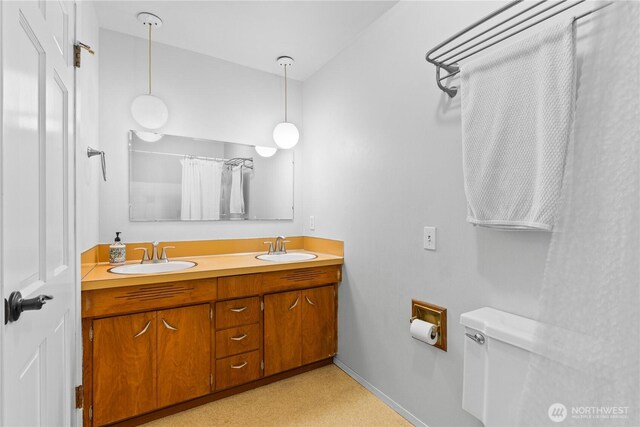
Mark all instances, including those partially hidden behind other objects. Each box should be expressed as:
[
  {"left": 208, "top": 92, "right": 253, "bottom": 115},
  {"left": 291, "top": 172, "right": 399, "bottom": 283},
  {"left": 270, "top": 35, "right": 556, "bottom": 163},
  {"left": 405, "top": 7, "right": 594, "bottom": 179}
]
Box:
[
  {"left": 305, "top": 296, "right": 315, "bottom": 305},
  {"left": 230, "top": 361, "right": 248, "bottom": 369},
  {"left": 288, "top": 297, "right": 299, "bottom": 311},
  {"left": 162, "top": 318, "right": 177, "bottom": 331},
  {"left": 230, "top": 334, "right": 247, "bottom": 341},
  {"left": 230, "top": 307, "right": 247, "bottom": 313},
  {"left": 134, "top": 320, "right": 151, "bottom": 338}
]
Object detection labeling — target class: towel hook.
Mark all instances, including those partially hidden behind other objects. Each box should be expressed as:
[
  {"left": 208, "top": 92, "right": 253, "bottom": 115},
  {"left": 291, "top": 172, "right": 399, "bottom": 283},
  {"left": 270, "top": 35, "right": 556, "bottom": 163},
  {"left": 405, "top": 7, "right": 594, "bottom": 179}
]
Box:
[{"left": 87, "top": 147, "right": 107, "bottom": 181}]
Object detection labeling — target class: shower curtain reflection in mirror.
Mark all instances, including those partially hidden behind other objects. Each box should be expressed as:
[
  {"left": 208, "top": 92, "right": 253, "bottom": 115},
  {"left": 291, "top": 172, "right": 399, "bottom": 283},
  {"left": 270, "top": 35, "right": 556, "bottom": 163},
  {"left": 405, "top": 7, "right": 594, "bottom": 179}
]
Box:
[{"left": 179, "top": 157, "right": 224, "bottom": 220}]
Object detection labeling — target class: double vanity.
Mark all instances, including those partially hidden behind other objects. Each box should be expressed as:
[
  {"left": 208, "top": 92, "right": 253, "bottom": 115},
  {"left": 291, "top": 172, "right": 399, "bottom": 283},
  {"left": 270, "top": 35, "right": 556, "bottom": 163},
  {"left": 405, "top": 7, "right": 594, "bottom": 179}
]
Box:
[{"left": 80, "top": 237, "right": 343, "bottom": 426}]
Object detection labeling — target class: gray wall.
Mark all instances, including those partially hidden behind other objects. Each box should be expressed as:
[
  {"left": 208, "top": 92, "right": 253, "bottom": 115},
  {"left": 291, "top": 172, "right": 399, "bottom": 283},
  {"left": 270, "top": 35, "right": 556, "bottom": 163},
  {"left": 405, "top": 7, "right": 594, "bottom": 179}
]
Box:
[{"left": 301, "top": 2, "right": 551, "bottom": 426}]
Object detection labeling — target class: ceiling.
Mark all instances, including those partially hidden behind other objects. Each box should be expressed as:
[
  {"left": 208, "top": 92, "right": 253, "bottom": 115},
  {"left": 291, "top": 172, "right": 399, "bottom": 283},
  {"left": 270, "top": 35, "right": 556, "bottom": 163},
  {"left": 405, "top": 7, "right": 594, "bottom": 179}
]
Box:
[{"left": 94, "top": 1, "right": 398, "bottom": 81}]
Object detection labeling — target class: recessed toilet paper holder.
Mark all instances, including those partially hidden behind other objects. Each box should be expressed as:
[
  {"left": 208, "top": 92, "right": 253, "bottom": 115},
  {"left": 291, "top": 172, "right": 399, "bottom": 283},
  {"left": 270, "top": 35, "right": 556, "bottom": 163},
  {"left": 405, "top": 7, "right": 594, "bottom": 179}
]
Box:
[{"left": 410, "top": 299, "right": 447, "bottom": 351}]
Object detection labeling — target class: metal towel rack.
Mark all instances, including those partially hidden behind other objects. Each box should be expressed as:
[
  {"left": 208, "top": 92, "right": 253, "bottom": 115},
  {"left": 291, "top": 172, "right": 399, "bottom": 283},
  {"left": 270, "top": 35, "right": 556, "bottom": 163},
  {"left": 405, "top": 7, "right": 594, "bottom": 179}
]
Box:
[
  {"left": 425, "top": 0, "right": 612, "bottom": 98},
  {"left": 224, "top": 157, "right": 254, "bottom": 170}
]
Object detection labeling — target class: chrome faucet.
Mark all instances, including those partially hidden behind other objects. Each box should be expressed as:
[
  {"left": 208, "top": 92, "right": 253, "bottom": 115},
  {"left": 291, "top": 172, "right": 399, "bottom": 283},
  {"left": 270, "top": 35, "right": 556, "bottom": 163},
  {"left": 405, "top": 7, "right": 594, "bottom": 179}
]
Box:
[
  {"left": 151, "top": 241, "right": 160, "bottom": 263},
  {"left": 264, "top": 236, "right": 290, "bottom": 255},
  {"left": 135, "top": 241, "right": 175, "bottom": 264}
]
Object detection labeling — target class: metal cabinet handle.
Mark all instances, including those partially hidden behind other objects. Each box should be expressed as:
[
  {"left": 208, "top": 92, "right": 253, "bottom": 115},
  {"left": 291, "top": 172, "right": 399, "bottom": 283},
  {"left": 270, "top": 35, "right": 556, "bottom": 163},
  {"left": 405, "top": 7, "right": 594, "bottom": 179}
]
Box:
[
  {"left": 134, "top": 320, "right": 152, "bottom": 338},
  {"left": 230, "top": 334, "right": 247, "bottom": 341},
  {"left": 230, "top": 361, "right": 248, "bottom": 369},
  {"left": 288, "top": 297, "right": 299, "bottom": 310},
  {"left": 465, "top": 332, "right": 485, "bottom": 345},
  {"left": 162, "top": 318, "right": 177, "bottom": 331},
  {"left": 230, "top": 307, "right": 247, "bottom": 313},
  {"left": 305, "top": 296, "right": 315, "bottom": 306}
]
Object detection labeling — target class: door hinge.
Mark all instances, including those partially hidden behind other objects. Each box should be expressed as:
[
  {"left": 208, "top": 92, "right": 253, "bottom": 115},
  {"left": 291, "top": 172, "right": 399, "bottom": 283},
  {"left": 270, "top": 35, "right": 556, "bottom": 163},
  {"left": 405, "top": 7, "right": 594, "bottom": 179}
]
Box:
[
  {"left": 75, "top": 385, "right": 83, "bottom": 409},
  {"left": 210, "top": 307, "right": 213, "bottom": 320},
  {"left": 89, "top": 405, "right": 93, "bottom": 421},
  {"left": 210, "top": 373, "right": 213, "bottom": 386},
  {"left": 89, "top": 325, "right": 93, "bottom": 342},
  {"left": 260, "top": 301, "right": 264, "bottom": 311},
  {"left": 261, "top": 360, "right": 264, "bottom": 371},
  {"left": 74, "top": 42, "right": 95, "bottom": 68}
]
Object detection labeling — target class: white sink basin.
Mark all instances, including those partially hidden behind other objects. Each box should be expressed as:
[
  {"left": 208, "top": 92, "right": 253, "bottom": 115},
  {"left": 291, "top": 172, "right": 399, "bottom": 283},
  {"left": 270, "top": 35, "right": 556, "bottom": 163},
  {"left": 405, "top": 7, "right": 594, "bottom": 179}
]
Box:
[
  {"left": 256, "top": 253, "right": 318, "bottom": 262},
  {"left": 109, "top": 261, "right": 196, "bottom": 275}
]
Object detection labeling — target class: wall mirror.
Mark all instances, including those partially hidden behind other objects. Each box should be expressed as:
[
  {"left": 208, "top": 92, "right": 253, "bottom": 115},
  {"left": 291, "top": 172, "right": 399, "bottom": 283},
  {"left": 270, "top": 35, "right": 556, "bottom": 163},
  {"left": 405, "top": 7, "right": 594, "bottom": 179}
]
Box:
[{"left": 129, "top": 131, "right": 294, "bottom": 221}]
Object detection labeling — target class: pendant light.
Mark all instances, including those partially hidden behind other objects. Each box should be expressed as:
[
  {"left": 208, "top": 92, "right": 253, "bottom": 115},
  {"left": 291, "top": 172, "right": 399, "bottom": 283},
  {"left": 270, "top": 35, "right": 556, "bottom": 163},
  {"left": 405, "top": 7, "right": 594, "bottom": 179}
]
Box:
[
  {"left": 273, "top": 56, "right": 299, "bottom": 149},
  {"left": 131, "top": 12, "right": 168, "bottom": 131}
]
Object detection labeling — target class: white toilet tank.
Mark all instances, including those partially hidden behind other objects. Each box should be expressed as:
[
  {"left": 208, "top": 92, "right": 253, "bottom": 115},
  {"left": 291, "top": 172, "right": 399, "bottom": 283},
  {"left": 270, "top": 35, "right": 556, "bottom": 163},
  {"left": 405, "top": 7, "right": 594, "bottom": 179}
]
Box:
[{"left": 460, "top": 307, "right": 539, "bottom": 427}]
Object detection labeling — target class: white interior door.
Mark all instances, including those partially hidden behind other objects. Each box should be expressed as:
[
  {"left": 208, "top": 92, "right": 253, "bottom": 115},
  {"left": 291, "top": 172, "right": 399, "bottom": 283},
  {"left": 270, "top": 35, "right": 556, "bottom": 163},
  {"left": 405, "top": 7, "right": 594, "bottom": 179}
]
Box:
[{"left": 1, "top": 1, "right": 77, "bottom": 426}]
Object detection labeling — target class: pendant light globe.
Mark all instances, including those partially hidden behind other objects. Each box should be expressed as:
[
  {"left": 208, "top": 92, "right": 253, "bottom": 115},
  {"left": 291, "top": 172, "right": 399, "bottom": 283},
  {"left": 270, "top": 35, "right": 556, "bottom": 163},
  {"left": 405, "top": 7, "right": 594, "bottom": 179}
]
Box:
[
  {"left": 131, "top": 94, "right": 168, "bottom": 130},
  {"left": 273, "top": 122, "right": 299, "bottom": 149}
]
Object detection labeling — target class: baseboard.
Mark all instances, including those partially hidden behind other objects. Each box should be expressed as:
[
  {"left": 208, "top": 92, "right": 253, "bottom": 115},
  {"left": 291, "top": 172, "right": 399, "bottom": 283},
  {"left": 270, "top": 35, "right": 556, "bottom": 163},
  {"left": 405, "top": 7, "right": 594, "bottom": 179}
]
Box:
[{"left": 333, "top": 358, "right": 428, "bottom": 427}]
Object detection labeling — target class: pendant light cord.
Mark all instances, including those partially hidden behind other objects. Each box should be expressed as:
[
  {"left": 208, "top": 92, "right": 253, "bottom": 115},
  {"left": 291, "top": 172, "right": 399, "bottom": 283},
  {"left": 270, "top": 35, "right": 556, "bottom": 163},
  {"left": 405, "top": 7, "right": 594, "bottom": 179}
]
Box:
[
  {"left": 148, "top": 23, "right": 152, "bottom": 95},
  {"left": 284, "top": 64, "right": 288, "bottom": 122}
]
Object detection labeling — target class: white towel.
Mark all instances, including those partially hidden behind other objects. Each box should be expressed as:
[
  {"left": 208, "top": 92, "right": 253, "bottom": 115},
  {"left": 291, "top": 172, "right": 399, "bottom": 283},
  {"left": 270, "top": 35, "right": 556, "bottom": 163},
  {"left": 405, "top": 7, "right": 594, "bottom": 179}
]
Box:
[
  {"left": 229, "top": 166, "right": 245, "bottom": 215},
  {"left": 460, "top": 20, "right": 575, "bottom": 231}
]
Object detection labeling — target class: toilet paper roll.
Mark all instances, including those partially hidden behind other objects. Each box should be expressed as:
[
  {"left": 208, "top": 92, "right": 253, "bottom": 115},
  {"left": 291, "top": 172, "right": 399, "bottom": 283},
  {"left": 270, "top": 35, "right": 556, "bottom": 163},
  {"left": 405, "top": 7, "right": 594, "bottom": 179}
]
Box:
[{"left": 410, "top": 319, "right": 438, "bottom": 345}]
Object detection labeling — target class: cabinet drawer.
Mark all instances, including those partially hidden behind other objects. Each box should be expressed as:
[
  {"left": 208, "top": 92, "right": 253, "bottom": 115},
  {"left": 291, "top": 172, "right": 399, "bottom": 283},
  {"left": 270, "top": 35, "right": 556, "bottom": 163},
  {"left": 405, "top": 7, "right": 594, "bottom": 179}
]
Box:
[
  {"left": 216, "top": 323, "right": 260, "bottom": 359},
  {"left": 218, "top": 274, "right": 262, "bottom": 299},
  {"left": 215, "top": 297, "right": 260, "bottom": 329},
  {"left": 262, "top": 266, "right": 340, "bottom": 294},
  {"left": 82, "top": 278, "right": 217, "bottom": 318},
  {"left": 215, "top": 350, "right": 261, "bottom": 390}
]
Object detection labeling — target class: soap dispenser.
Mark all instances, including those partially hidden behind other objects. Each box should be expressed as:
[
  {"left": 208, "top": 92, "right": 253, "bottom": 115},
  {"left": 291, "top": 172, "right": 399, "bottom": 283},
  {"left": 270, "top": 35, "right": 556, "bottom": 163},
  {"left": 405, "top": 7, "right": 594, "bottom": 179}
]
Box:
[{"left": 109, "top": 232, "right": 126, "bottom": 265}]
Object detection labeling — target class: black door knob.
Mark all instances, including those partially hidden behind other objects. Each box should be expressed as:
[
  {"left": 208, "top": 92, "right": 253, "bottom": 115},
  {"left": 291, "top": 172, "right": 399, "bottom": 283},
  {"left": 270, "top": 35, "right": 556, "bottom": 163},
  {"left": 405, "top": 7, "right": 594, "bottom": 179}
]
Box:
[{"left": 4, "top": 291, "right": 53, "bottom": 324}]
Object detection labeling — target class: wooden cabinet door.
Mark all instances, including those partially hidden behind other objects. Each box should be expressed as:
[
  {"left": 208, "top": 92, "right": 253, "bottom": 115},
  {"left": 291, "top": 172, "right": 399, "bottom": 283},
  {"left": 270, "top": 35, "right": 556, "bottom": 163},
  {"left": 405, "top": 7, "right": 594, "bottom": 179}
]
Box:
[
  {"left": 157, "top": 304, "right": 211, "bottom": 408},
  {"left": 302, "top": 286, "right": 337, "bottom": 364},
  {"left": 93, "top": 312, "right": 157, "bottom": 426},
  {"left": 264, "top": 290, "right": 302, "bottom": 376}
]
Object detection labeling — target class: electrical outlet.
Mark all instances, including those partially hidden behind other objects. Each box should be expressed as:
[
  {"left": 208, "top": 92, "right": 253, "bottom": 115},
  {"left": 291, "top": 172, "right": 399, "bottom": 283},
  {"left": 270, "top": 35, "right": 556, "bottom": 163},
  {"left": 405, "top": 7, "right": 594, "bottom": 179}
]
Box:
[
  {"left": 309, "top": 216, "right": 315, "bottom": 231},
  {"left": 424, "top": 226, "right": 437, "bottom": 250}
]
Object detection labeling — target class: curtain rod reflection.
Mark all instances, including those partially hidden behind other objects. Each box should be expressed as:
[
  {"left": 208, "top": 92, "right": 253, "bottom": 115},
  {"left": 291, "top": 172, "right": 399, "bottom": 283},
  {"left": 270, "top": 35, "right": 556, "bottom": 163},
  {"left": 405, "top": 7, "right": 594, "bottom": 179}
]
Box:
[{"left": 131, "top": 149, "right": 254, "bottom": 169}]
